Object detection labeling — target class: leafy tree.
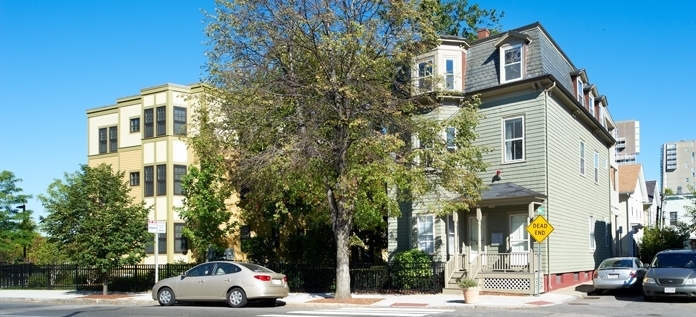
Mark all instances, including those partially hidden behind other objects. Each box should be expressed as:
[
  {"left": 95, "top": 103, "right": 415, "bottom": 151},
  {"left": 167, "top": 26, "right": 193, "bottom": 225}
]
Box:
[
  {"left": 422, "top": 0, "right": 504, "bottom": 40},
  {"left": 203, "top": 0, "right": 489, "bottom": 299},
  {"left": 28, "top": 235, "right": 69, "bottom": 265},
  {"left": 0, "top": 170, "right": 37, "bottom": 263},
  {"left": 177, "top": 99, "right": 236, "bottom": 262},
  {"left": 38, "top": 164, "right": 151, "bottom": 295},
  {"left": 685, "top": 185, "right": 696, "bottom": 236},
  {"left": 638, "top": 225, "right": 691, "bottom": 264}
]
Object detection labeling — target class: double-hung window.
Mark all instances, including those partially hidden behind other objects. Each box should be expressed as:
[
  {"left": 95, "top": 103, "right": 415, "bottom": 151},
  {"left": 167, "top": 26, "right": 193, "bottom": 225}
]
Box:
[
  {"left": 579, "top": 141, "right": 585, "bottom": 175},
  {"left": 589, "top": 216, "right": 596, "bottom": 251},
  {"left": 588, "top": 95, "right": 595, "bottom": 114},
  {"left": 156, "top": 164, "right": 166, "bottom": 196},
  {"left": 594, "top": 152, "right": 599, "bottom": 183},
  {"left": 144, "top": 166, "right": 154, "bottom": 197},
  {"left": 670, "top": 212, "right": 678, "bottom": 226},
  {"left": 146, "top": 229, "right": 167, "bottom": 254},
  {"left": 98, "top": 128, "right": 107, "bottom": 154},
  {"left": 174, "top": 107, "right": 187, "bottom": 135},
  {"left": 445, "top": 58, "right": 455, "bottom": 90},
  {"left": 156, "top": 106, "right": 166, "bottom": 136},
  {"left": 576, "top": 79, "right": 584, "bottom": 106},
  {"left": 144, "top": 109, "right": 154, "bottom": 138},
  {"left": 109, "top": 126, "right": 117, "bottom": 152},
  {"left": 174, "top": 223, "right": 186, "bottom": 253},
  {"left": 173, "top": 165, "right": 187, "bottom": 195},
  {"left": 501, "top": 44, "right": 523, "bottom": 82},
  {"left": 503, "top": 117, "right": 524, "bottom": 162},
  {"left": 417, "top": 215, "right": 434, "bottom": 254},
  {"left": 417, "top": 60, "right": 433, "bottom": 91}
]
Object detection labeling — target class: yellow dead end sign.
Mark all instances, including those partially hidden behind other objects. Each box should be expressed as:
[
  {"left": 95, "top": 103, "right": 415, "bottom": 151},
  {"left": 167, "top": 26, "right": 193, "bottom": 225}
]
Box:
[{"left": 526, "top": 215, "right": 554, "bottom": 243}]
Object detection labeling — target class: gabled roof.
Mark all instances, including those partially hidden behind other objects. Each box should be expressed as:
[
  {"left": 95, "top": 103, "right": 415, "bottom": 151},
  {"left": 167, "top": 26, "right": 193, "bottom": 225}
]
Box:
[
  {"left": 618, "top": 164, "right": 642, "bottom": 194},
  {"left": 646, "top": 180, "right": 657, "bottom": 203},
  {"left": 493, "top": 31, "right": 533, "bottom": 48}
]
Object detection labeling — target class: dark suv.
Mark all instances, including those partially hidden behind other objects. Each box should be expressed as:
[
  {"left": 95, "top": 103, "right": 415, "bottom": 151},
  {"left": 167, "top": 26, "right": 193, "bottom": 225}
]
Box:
[{"left": 642, "top": 249, "right": 696, "bottom": 301}]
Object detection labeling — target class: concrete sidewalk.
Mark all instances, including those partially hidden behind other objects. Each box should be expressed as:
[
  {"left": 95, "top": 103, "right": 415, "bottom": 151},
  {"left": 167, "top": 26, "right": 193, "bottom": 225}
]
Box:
[{"left": 0, "top": 283, "right": 590, "bottom": 309}]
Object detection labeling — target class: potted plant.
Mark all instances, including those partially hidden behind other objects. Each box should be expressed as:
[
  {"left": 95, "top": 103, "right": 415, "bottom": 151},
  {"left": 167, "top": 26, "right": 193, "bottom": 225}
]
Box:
[{"left": 458, "top": 277, "right": 480, "bottom": 304}]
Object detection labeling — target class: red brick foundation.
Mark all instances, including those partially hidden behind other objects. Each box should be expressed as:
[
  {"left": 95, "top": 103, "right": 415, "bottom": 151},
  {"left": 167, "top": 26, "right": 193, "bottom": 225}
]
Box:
[{"left": 543, "top": 270, "right": 593, "bottom": 291}]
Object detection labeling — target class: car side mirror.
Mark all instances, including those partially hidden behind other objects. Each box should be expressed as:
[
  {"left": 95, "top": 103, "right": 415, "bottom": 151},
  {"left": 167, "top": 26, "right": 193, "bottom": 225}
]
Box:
[
  {"left": 643, "top": 263, "right": 649, "bottom": 268},
  {"left": 181, "top": 271, "right": 187, "bottom": 277}
]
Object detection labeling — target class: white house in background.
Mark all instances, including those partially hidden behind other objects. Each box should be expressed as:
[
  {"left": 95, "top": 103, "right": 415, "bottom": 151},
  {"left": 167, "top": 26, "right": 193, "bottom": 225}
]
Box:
[
  {"left": 616, "top": 164, "right": 649, "bottom": 257},
  {"left": 662, "top": 193, "right": 694, "bottom": 228},
  {"left": 644, "top": 180, "right": 659, "bottom": 227},
  {"left": 661, "top": 193, "right": 696, "bottom": 250}
]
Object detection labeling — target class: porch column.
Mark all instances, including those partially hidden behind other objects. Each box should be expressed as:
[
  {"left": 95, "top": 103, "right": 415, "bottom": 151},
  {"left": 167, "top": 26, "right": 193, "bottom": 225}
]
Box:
[
  {"left": 476, "top": 207, "right": 482, "bottom": 253},
  {"left": 453, "top": 211, "right": 460, "bottom": 271}
]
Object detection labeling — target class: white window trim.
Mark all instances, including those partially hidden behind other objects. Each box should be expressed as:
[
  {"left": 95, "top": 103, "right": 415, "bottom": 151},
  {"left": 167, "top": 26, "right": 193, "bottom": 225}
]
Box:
[
  {"left": 414, "top": 58, "right": 434, "bottom": 92},
  {"left": 502, "top": 116, "right": 525, "bottom": 163},
  {"left": 588, "top": 95, "right": 595, "bottom": 113},
  {"left": 500, "top": 43, "right": 524, "bottom": 83},
  {"left": 594, "top": 152, "right": 599, "bottom": 183},
  {"left": 417, "top": 215, "right": 435, "bottom": 254},
  {"left": 576, "top": 78, "right": 584, "bottom": 106},
  {"left": 579, "top": 141, "right": 585, "bottom": 176},
  {"left": 444, "top": 57, "right": 456, "bottom": 91},
  {"left": 589, "top": 215, "right": 596, "bottom": 251}
]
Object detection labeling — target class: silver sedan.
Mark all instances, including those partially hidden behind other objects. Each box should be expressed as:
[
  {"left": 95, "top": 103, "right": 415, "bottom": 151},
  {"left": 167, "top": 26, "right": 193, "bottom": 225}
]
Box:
[
  {"left": 593, "top": 257, "right": 647, "bottom": 292},
  {"left": 152, "top": 261, "right": 289, "bottom": 307}
]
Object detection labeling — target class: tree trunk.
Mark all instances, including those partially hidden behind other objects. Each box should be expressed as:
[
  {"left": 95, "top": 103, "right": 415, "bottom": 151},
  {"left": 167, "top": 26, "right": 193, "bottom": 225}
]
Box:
[{"left": 328, "top": 188, "right": 352, "bottom": 299}]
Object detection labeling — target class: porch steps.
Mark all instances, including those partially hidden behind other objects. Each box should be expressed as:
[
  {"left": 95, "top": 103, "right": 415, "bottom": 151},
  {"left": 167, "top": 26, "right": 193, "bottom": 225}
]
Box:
[{"left": 442, "top": 270, "right": 468, "bottom": 294}]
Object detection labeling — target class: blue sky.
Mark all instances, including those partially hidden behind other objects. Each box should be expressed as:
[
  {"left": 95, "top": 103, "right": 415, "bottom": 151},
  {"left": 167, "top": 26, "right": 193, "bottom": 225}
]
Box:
[{"left": 1, "top": 0, "right": 693, "bottom": 222}]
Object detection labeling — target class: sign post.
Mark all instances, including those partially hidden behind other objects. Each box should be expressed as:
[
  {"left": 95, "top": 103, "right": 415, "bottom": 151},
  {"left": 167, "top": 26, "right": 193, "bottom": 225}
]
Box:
[
  {"left": 148, "top": 220, "right": 166, "bottom": 283},
  {"left": 526, "top": 214, "right": 554, "bottom": 297}
]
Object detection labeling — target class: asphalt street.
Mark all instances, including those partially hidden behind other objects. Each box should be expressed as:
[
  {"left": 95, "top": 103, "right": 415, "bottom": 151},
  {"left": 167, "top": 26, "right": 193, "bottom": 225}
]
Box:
[{"left": 0, "top": 291, "right": 695, "bottom": 317}]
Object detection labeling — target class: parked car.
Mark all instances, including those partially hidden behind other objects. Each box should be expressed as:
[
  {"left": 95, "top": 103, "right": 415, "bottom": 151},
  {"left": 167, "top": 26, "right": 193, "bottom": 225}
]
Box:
[
  {"left": 642, "top": 249, "right": 696, "bottom": 301},
  {"left": 592, "top": 257, "right": 647, "bottom": 292},
  {"left": 152, "top": 261, "right": 289, "bottom": 307}
]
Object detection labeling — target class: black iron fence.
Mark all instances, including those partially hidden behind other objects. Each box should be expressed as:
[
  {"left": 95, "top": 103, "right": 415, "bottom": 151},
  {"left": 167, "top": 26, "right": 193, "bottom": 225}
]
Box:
[{"left": 0, "top": 262, "right": 445, "bottom": 294}]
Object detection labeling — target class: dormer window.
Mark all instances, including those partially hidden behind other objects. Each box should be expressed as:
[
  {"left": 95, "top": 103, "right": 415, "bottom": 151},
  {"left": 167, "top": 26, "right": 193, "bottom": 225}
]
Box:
[
  {"left": 501, "top": 44, "right": 523, "bottom": 83},
  {"left": 416, "top": 60, "right": 433, "bottom": 91},
  {"left": 576, "top": 78, "right": 584, "bottom": 106},
  {"left": 588, "top": 95, "right": 595, "bottom": 114}
]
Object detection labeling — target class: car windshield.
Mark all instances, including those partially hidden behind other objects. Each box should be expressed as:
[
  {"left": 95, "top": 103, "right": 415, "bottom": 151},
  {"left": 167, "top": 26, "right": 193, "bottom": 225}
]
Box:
[
  {"left": 238, "top": 262, "right": 276, "bottom": 273},
  {"left": 599, "top": 259, "right": 633, "bottom": 269},
  {"left": 651, "top": 253, "right": 696, "bottom": 268}
]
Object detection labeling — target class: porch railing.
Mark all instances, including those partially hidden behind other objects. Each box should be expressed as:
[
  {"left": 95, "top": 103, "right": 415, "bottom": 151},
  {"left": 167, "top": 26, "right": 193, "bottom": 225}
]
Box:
[{"left": 479, "top": 252, "right": 530, "bottom": 273}]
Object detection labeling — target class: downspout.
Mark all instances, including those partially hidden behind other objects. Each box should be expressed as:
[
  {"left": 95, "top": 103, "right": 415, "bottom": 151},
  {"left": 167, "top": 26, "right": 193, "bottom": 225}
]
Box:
[{"left": 543, "top": 81, "right": 555, "bottom": 292}]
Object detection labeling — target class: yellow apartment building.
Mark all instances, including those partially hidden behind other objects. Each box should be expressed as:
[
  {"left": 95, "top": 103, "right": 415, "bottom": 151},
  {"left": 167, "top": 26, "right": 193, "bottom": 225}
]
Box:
[{"left": 86, "top": 83, "right": 240, "bottom": 264}]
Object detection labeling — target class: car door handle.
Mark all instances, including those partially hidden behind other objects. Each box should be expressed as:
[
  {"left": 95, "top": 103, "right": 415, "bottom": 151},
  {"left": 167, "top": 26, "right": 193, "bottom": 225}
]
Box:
[
  {"left": 224, "top": 279, "right": 230, "bottom": 282},
  {"left": 199, "top": 280, "right": 205, "bottom": 283}
]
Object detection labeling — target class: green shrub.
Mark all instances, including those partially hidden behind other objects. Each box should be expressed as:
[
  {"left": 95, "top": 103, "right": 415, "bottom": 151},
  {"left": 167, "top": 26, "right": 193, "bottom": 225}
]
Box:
[
  {"left": 242, "top": 236, "right": 275, "bottom": 264},
  {"left": 27, "top": 274, "right": 49, "bottom": 288},
  {"left": 390, "top": 250, "right": 433, "bottom": 289}
]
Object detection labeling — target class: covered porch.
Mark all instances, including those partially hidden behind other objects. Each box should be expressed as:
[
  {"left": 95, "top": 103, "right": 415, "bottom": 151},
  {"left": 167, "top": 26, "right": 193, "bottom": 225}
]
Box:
[{"left": 442, "top": 182, "right": 546, "bottom": 295}]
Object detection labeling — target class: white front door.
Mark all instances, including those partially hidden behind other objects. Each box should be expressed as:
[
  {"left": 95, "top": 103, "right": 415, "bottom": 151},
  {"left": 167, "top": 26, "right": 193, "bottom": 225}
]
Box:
[
  {"left": 469, "top": 216, "right": 487, "bottom": 263},
  {"left": 509, "top": 214, "right": 529, "bottom": 266}
]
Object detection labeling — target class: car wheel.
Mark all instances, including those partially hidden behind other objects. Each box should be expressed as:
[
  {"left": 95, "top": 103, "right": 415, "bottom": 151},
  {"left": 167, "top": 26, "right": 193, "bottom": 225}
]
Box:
[
  {"left": 643, "top": 293, "right": 653, "bottom": 302},
  {"left": 261, "top": 298, "right": 276, "bottom": 307},
  {"left": 157, "top": 287, "right": 176, "bottom": 306},
  {"left": 227, "top": 287, "right": 247, "bottom": 308}
]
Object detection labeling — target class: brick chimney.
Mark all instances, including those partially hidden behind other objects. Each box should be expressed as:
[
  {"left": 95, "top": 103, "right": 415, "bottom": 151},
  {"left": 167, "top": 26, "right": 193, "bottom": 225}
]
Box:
[{"left": 477, "top": 28, "right": 490, "bottom": 39}]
